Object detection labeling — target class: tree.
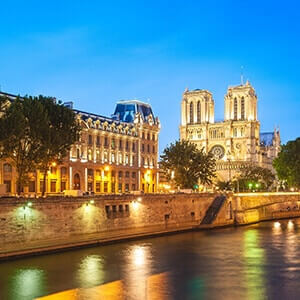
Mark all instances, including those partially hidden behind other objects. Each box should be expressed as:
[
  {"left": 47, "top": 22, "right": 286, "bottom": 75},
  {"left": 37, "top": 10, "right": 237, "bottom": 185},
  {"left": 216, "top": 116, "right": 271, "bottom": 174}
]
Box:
[
  {"left": 236, "top": 165, "right": 275, "bottom": 191},
  {"left": 160, "top": 140, "right": 216, "bottom": 189},
  {"left": 273, "top": 137, "right": 300, "bottom": 188},
  {"left": 216, "top": 180, "right": 233, "bottom": 191},
  {"left": 36, "top": 96, "right": 81, "bottom": 196},
  {"left": 0, "top": 96, "right": 49, "bottom": 194}
]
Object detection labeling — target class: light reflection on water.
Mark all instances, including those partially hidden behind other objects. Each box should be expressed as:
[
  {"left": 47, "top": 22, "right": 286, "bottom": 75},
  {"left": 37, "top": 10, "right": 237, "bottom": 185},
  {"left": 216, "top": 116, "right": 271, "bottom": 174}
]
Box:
[{"left": 2, "top": 219, "right": 300, "bottom": 299}]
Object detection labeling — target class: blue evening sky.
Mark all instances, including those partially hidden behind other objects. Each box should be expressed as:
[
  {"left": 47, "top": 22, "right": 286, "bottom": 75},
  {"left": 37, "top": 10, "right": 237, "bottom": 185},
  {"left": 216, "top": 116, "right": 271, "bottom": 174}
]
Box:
[{"left": 0, "top": 1, "right": 299, "bottom": 152}]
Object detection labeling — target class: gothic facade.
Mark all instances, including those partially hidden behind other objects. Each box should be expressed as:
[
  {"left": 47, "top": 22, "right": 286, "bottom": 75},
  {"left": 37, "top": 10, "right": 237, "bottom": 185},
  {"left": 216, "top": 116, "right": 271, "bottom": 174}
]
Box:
[
  {"left": 0, "top": 92, "right": 160, "bottom": 195},
  {"left": 180, "top": 81, "right": 280, "bottom": 181}
]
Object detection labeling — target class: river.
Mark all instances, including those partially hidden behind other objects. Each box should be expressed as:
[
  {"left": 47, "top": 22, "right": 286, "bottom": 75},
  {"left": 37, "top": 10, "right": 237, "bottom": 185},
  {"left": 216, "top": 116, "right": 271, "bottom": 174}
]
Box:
[{"left": 1, "top": 218, "right": 300, "bottom": 300}]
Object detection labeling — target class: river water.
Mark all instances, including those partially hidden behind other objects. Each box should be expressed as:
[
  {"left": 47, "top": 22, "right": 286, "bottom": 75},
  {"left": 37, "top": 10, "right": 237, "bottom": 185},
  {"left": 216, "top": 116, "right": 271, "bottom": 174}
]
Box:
[{"left": 1, "top": 219, "right": 300, "bottom": 300}]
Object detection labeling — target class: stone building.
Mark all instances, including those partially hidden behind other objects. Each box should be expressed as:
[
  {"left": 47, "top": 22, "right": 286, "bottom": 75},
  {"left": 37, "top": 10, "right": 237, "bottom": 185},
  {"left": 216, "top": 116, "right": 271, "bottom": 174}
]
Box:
[
  {"left": 0, "top": 92, "right": 160, "bottom": 195},
  {"left": 180, "top": 81, "right": 280, "bottom": 181}
]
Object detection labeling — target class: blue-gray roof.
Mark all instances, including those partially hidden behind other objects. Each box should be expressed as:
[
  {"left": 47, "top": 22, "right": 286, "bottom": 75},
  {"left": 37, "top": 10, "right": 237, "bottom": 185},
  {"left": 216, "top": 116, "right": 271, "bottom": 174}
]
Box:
[{"left": 260, "top": 132, "right": 274, "bottom": 146}]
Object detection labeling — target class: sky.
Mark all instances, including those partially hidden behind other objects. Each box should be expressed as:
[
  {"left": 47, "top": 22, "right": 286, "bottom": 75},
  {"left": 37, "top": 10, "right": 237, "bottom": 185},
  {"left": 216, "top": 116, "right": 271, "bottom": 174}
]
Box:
[{"left": 1, "top": 0, "right": 300, "bottom": 153}]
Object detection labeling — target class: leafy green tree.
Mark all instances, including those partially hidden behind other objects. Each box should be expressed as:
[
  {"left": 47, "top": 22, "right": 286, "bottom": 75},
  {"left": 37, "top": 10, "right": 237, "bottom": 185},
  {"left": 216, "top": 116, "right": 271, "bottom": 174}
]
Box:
[
  {"left": 0, "top": 96, "right": 48, "bottom": 194},
  {"left": 273, "top": 137, "right": 300, "bottom": 188},
  {"left": 160, "top": 140, "right": 216, "bottom": 189},
  {"left": 36, "top": 96, "right": 81, "bottom": 196},
  {"left": 216, "top": 180, "right": 233, "bottom": 191},
  {"left": 236, "top": 165, "right": 275, "bottom": 191}
]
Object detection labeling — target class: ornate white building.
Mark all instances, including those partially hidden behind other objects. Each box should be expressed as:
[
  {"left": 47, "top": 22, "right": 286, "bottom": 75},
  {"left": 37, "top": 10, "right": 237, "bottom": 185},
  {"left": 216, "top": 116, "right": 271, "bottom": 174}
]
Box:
[{"left": 180, "top": 81, "right": 280, "bottom": 181}]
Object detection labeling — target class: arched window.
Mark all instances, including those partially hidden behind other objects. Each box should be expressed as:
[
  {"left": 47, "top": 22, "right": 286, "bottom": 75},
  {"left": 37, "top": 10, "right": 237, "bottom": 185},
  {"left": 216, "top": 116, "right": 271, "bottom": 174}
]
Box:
[
  {"left": 234, "top": 98, "right": 238, "bottom": 120},
  {"left": 241, "top": 97, "right": 245, "bottom": 120},
  {"left": 197, "top": 101, "right": 201, "bottom": 123},
  {"left": 189, "top": 102, "right": 194, "bottom": 124}
]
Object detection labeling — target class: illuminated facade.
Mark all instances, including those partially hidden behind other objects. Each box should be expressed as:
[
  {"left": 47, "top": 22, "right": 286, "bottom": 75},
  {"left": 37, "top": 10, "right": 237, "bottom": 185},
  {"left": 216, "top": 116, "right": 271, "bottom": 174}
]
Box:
[
  {"left": 180, "top": 81, "right": 280, "bottom": 181},
  {"left": 0, "top": 93, "right": 160, "bottom": 195}
]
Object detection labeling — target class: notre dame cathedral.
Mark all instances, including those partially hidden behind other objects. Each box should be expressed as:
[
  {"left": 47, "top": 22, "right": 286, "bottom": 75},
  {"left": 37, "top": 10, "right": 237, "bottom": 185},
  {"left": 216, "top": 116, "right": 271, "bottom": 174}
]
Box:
[{"left": 179, "top": 80, "right": 280, "bottom": 181}]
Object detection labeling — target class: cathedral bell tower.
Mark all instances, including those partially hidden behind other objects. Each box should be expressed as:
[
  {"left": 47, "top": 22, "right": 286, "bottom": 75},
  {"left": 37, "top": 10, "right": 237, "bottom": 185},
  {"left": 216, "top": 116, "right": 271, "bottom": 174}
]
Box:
[
  {"left": 181, "top": 88, "right": 214, "bottom": 127},
  {"left": 224, "top": 80, "right": 257, "bottom": 121}
]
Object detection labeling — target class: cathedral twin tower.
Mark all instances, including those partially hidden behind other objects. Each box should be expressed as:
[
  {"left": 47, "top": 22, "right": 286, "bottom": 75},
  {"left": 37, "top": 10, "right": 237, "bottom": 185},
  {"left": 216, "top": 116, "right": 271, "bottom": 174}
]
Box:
[{"left": 180, "top": 81, "right": 280, "bottom": 181}]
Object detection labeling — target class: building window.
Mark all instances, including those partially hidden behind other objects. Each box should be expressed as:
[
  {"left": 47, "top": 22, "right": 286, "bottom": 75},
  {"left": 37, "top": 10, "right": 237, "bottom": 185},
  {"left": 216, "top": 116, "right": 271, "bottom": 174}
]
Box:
[
  {"left": 125, "top": 184, "right": 129, "bottom": 192},
  {"left": 234, "top": 98, "right": 238, "bottom": 120},
  {"left": 111, "top": 139, "right": 115, "bottom": 149},
  {"left": 152, "top": 134, "right": 155, "bottom": 141},
  {"left": 111, "top": 152, "right": 115, "bottom": 163},
  {"left": 142, "top": 157, "right": 145, "bottom": 166},
  {"left": 104, "top": 137, "right": 108, "bottom": 147},
  {"left": 147, "top": 144, "right": 150, "bottom": 153},
  {"left": 88, "top": 182, "right": 93, "bottom": 192},
  {"left": 119, "top": 153, "right": 123, "bottom": 164},
  {"left": 3, "top": 163, "right": 12, "bottom": 173},
  {"left": 118, "top": 171, "right": 123, "bottom": 179},
  {"left": 118, "top": 183, "right": 122, "bottom": 193},
  {"left": 132, "top": 155, "right": 135, "bottom": 165},
  {"left": 96, "top": 136, "right": 100, "bottom": 146},
  {"left": 88, "top": 135, "right": 93, "bottom": 145},
  {"left": 50, "top": 180, "right": 56, "bottom": 193},
  {"left": 241, "top": 97, "right": 245, "bottom": 120},
  {"left": 125, "top": 171, "right": 130, "bottom": 178},
  {"left": 142, "top": 132, "right": 145, "bottom": 139},
  {"left": 147, "top": 133, "right": 150, "bottom": 140},
  {"left": 29, "top": 181, "right": 35, "bottom": 193},
  {"left": 119, "top": 205, "right": 123, "bottom": 212},
  {"left": 104, "top": 151, "right": 108, "bottom": 162},
  {"left": 132, "top": 172, "right": 136, "bottom": 178},
  {"left": 142, "top": 144, "right": 145, "bottom": 152},
  {"left": 132, "top": 184, "right": 136, "bottom": 191},
  {"left": 61, "top": 167, "right": 67, "bottom": 176},
  {"left": 152, "top": 145, "right": 155, "bottom": 153},
  {"left": 88, "top": 149, "right": 92, "bottom": 161},
  {"left": 51, "top": 167, "right": 57, "bottom": 174},
  {"left": 119, "top": 140, "right": 122, "bottom": 150},
  {"left": 189, "top": 102, "right": 194, "bottom": 124},
  {"left": 4, "top": 180, "right": 11, "bottom": 193},
  {"left": 88, "top": 169, "right": 93, "bottom": 177},
  {"left": 111, "top": 170, "right": 116, "bottom": 178},
  {"left": 125, "top": 204, "right": 129, "bottom": 212},
  {"left": 125, "top": 155, "right": 129, "bottom": 165},
  {"left": 96, "top": 150, "right": 100, "bottom": 161},
  {"left": 132, "top": 142, "right": 136, "bottom": 152},
  {"left": 241, "top": 127, "right": 244, "bottom": 136},
  {"left": 61, "top": 181, "right": 66, "bottom": 192},
  {"left": 111, "top": 183, "right": 115, "bottom": 193},
  {"left": 126, "top": 140, "right": 129, "bottom": 151},
  {"left": 197, "top": 101, "right": 201, "bottom": 123},
  {"left": 77, "top": 148, "right": 80, "bottom": 159},
  {"left": 233, "top": 128, "right": 237, "bottom": 137},
  {"left": 96, "top": 181, "right": 101, "bottom": 192},
  {"left": 104, "top": 182, "right": 108, "bottom": 193}
]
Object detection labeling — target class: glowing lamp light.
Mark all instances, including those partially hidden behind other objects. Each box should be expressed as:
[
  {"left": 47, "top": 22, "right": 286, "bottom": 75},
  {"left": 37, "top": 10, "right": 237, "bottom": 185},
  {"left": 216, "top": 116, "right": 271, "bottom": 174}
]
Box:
[
  {"left": 288, "top": 220, "right": 294, "bottom": 230},
  {"left": 132, "top": 201, "right": 139, "bottom": 210},
  {"left": 255, "top": 183, "right": 260, "bottom": 188},
  {"left": 90, "top": 199, "right": 95, "bottom": 205},
  {"left": 23, "top": 201, "right": 33, "bottom": 210},
  {"left": 51, "top": 162, "right": 57, "bottom": 167},
  {"left": 274, "top": 221, "right": 281, "bottom": 229},
  {"left": 104, "top": 165, "right": 110, "bottom": 171}
]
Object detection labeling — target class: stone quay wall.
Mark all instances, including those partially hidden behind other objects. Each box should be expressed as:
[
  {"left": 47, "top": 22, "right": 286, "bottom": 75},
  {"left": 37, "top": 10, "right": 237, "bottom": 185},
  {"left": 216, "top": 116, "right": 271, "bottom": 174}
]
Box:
[
  {"left": 233, "top": 192, "right": 300, "bottom": 224},
  {"left": 0, "top": 193, "right": 223, "bottom": 246}
]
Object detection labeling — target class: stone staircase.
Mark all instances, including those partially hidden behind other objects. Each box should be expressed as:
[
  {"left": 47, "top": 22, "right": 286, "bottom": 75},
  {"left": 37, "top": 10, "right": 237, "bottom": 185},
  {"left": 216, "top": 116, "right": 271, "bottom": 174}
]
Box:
[{"left": 200, "top": 195, "right": 227, "bottom": 225}]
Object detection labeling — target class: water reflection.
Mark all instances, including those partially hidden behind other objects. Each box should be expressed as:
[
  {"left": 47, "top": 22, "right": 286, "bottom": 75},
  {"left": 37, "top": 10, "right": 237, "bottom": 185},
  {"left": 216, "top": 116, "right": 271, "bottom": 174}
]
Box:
[
  {"left": 243, "top": 229, "right": 266, "bottom": 300},
  {"left": 76, "top": 255, "right": 103, "bottom": 288},
  {"left": 3, "top": 219, "right": 300, "bottom": 299},
  {"left": 11, "top": 268, "right": 46, "bottom": 300}
]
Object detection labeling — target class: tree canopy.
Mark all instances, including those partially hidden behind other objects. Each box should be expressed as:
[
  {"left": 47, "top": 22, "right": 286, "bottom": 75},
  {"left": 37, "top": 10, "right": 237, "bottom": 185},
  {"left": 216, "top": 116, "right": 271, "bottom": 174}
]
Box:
[
  {"left": 0, "top": 96, "right": 49, "bottom": 193},
  {"left": 234, "top": 165, "right": 275, "bottom": 191},
  {"left": 160, "top": 140, "right": 216, "bottom": 189},
  {"left": 0, "top": 95, "right": 80, "bottom": 194},
  {"left": 273, "top": 137, "right": 300, "bottom": 188}
]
